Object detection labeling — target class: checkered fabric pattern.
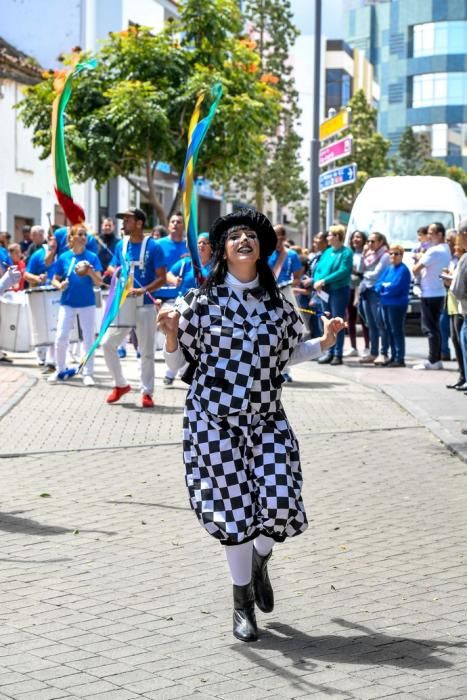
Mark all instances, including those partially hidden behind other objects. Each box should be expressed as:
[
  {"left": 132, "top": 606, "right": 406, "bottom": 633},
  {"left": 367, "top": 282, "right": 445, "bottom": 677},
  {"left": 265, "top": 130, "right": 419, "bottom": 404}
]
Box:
[
  {"left": 183, "top": 400, "right": 308, "bottom": 545},
  {"left": 176, "top": 286, "right": 304, "bottom": 416},
  {"left": 177, "top": 285, "right": 308, "bottom": 544}
]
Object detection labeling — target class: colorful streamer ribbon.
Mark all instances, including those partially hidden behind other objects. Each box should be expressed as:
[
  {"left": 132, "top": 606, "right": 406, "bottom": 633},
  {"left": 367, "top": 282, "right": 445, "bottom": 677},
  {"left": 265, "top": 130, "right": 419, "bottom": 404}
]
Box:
[
  {"left": 51, "top": 57, "right": 97, "bottom": 224},
  {"left": 76, "top": 262, "right": 132, "bottom": 374},
  {"left": 180, "top": 83, "right": 223, "bottom": 280}
]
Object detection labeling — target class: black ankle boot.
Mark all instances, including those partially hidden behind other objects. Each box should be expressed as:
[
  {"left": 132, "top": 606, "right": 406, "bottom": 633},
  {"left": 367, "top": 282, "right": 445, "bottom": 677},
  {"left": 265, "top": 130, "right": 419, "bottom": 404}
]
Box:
[
  {"left": 233, "top": 583, "right": 258, "bottom": 642},
  {"left": 252, "top": 548, "right": 274, "bottom": 613}
]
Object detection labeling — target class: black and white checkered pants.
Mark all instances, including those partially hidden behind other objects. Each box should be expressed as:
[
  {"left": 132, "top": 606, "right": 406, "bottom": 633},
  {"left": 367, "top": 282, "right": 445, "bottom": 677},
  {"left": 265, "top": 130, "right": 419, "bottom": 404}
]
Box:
[{"left": 183, "top": 396, "right": 308, "bottom": 546}]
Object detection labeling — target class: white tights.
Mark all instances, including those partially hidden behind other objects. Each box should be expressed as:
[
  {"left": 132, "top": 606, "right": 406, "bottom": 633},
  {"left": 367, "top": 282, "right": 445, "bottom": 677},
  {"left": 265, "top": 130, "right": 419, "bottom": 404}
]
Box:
[{"left": 224, "top": 535, "right": 274, "bottom": 586}]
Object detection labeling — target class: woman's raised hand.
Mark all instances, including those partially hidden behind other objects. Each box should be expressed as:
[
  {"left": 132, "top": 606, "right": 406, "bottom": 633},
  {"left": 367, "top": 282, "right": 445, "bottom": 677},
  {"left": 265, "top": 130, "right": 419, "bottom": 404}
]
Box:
[
  {"left": 157, "top": 307, "right": 180, "bottom": 336},
  {"left": 320, "top": 316, "right": 347, "bottom": 349}
]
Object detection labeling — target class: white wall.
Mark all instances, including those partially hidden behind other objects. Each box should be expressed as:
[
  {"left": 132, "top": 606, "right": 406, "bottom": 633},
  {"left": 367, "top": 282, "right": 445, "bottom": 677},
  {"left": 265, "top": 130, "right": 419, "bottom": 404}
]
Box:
[{"left": 0, "top": 78, "right": 85, "bottom": 234}]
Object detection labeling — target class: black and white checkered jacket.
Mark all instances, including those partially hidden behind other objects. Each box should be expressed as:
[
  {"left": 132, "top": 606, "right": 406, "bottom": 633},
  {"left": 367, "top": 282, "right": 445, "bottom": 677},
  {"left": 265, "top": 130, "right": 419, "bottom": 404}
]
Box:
[{"left": 176, "top": 286, "right": 304, "bottom": 417}]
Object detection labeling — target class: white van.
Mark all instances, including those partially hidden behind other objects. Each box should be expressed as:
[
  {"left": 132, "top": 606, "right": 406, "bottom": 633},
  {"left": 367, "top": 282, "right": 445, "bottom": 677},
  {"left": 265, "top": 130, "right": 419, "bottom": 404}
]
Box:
[
  {"left": 346, "top": 176, "right": 467, "bottom": 318},
  {"left": 346, "top": 175, "right": 467, "bottom": 247}
]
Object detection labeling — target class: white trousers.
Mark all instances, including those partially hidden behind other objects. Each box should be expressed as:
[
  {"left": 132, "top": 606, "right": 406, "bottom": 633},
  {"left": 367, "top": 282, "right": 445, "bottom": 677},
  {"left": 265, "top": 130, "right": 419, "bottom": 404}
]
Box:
[
  {"left": 102, "top": 305, "right": 156, "bottom": 395},
  {"left": 56, "top": 305, "right": 95, "bottom": 376}
]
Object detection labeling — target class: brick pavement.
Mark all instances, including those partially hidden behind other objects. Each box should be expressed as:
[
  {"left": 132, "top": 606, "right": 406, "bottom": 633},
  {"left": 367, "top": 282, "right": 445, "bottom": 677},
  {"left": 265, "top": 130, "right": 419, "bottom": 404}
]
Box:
[{"left": 0, "top": 350, "right": 465, "bottom": 699}]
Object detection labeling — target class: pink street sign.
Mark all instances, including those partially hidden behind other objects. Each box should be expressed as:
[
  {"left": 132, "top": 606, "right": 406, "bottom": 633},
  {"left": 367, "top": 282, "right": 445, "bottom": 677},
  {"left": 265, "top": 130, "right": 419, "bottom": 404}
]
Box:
[{"left": 319, "top": 135, "right": 353, "bottom": 168}]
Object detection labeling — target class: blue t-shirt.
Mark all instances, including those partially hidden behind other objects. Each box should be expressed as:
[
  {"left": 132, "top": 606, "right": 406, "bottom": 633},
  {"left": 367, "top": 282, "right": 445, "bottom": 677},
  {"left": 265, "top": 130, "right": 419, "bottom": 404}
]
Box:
[
  {"left": 26, "top": 247, "right": 57, "bottom": 283},
  {"left": 55, "top": 249, "right": 102, "bottom": 308},
  {"left": 268, "top": 249, "right": 302, "bottom": 284},
  {"left": 0, "top": 247, "right": 12, "bottom": 272},
  {"left": 170, "top": 258, "right": 212, "bottom": 296},
  {"left": 55, "top": 227, "right": 99, "bottom": 256},
  {"left": 156, "top": 237, "right": 189, "bottom": 299},
  {"left": 111, "top": 238, "right": 165, "bottom": 306}
]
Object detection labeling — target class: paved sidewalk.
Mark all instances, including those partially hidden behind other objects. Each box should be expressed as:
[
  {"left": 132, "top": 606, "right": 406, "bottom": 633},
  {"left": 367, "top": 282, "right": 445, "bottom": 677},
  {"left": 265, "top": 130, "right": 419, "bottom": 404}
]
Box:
[{"left": 0, "top": 349, "right": 465, "bottom": 699}]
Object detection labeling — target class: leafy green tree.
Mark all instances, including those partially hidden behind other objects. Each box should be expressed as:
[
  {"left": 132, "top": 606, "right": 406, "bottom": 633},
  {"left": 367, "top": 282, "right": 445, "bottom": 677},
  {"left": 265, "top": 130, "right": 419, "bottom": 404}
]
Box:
[
  {"left": 334, "top": 89, "right": 390, "bottom": 213},
  {"left": 243, "top": 0, "right": 307, "bottom": 212},
  {"left": 16, "top": 0, "right": 281, "bottom": 225},
  {"left": 420, "top": 159, "right": 467, "bottom": 195},
  {"left": 390, "top": 126, "right": 431, "bottom": 175}
]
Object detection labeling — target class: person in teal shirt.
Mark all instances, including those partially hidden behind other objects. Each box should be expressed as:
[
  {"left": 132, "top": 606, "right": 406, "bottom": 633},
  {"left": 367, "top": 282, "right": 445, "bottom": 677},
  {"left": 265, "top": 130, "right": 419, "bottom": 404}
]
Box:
[{"left": 313, "top": 225, "right": 353, "bottom": 364}]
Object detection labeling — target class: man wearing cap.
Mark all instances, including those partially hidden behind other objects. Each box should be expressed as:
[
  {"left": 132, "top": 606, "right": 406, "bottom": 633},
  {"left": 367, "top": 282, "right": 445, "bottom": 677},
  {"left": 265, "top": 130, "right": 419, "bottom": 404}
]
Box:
[{"left": 102, "top": 207, "right": 166, "bottom": 408}]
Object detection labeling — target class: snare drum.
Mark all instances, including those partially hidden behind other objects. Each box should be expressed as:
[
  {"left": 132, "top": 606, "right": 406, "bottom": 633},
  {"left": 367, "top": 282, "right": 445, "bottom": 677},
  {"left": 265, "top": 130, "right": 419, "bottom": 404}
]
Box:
[
  {"left": 110, "top": 295, "right": 145, "bottom": 328},
  {"left": 0, "top": 291, "right": 31, "bottom": 352},
  {"left": 26, "top": 286, "right": 79, "bottom": 346}
]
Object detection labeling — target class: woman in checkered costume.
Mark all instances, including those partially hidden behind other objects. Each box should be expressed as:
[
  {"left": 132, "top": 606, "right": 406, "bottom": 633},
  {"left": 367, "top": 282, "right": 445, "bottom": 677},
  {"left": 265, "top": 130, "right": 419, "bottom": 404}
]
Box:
[{"left": 158, "top": 208, "right": 345, "bottom": 642}]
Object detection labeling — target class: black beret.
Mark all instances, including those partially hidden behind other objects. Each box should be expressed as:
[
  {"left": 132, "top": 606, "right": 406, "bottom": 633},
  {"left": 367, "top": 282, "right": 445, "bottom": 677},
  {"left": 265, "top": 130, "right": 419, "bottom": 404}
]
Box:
[{"left": 209, "top": 208, "right": 277, "bottom": 258}]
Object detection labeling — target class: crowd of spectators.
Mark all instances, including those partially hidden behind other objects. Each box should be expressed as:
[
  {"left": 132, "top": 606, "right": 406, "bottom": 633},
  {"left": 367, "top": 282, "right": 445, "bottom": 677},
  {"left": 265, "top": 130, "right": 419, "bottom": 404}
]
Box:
[{"left": 274, "top": 220, "right": 466, "bottom": 379}]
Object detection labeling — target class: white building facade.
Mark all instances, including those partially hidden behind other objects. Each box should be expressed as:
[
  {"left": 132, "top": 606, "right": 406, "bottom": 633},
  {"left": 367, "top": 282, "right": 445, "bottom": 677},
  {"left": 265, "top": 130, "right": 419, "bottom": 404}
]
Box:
[{"left": 0, "top": 0, "right": 179, "bottom": 236}]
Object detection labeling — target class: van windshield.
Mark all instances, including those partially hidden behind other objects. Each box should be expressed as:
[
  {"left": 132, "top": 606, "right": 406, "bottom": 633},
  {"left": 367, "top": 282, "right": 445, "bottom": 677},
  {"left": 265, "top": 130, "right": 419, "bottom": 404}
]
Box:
[{"left": 349, "top": 210, "right": 454, "bottom": 244}]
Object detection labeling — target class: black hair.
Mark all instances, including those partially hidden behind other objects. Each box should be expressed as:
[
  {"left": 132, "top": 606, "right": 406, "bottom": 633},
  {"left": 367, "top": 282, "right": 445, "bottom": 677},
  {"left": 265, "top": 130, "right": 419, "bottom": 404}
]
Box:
[
  {"left": 350, "top": 230, "right": 367, "bottom": 249},
  {"left": 417, "top": 226, "right": 428, "bottom": 236},
  {"left": 431, "top": 221, "right": 446, "bottom": 238},
  {"left": 202, "top": 229, "right": 281, "bottom": 304}
]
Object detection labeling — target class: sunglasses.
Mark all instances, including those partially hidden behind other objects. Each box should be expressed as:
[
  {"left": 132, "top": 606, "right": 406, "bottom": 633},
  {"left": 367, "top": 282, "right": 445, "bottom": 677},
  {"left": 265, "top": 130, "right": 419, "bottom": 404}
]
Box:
[{"left": 389, "top": 252, "right": 402, "bottom": 256}]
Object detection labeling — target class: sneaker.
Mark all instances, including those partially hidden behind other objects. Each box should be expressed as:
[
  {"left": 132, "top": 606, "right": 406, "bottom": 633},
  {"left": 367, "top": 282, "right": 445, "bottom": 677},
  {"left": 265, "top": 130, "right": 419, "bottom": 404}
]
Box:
[
  {"left": 330, "top": 356, "right": 343, "bottom": 365},
  {"left": 106, "top": 384, "right": 131, "bottom": 403},
  {"left": 441, "top": 353, "right": 451, "bottom": 362},
  {"left": 83, "top": 375, "right": 95, "bottom": 387},
  {"left": 136, "top": 350, "right": 141, "bottom": 359},
  {"left": 47, "top": 371, "right": 62, "bottom": 383},
  {"left": 163, "top": 376, "right": 174, "bottom": 386},
  {"left": 282, "top": 372, "right": 293, "bottom": 382},
  {"left": 373, "top": 354, "right": 389, "bottom": 365},
  {"left": 37, "top": 359, "right": 45, "bottom": 367},
  {"left": 0, "top": 353, "right": 12, "bottom": 363},
  {"left": 386, "top": 360, "right": 406, "bottom": 368},
  {"left": 142, "top": 394, "right": 154, "bottom": 408},
  {"left": 361, "top": 348, "right": 371, "bottom": 357},
  {"left": 359, "top": 354, "right": 376, "bottom": 364},
  {"left": 117, "top": 346, "right": 127, "bottom": 359},
  {"left": 41, "top": 364, "right": 56, "bottom": 374},
  {"left": 413, "top": 360, "right": 444, "bottom": 371},
  {"left": 344, "top": 348, "right": 359, "bottom": 358}
]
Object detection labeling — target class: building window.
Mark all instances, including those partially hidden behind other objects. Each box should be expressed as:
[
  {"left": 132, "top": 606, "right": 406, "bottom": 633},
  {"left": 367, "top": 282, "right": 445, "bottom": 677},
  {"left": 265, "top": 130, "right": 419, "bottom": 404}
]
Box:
[
  {"left": 325, "top": 69, "right": 352, "bottom": 114},
  {"left": 412, "top": 21, "right": 467, "bottom": 57},
  {"left": 412, "top": 73, "right": 467, "bottom": 108},
  {"left": 413, "top": 123, "right": 467, "bottom": 158}
]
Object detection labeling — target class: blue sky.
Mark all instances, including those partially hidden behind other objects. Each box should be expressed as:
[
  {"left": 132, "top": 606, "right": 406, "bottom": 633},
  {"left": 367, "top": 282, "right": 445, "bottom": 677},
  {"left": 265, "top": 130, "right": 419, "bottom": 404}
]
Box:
[{"left": 290, "top": 0, "right": 346, "bottom": 38}]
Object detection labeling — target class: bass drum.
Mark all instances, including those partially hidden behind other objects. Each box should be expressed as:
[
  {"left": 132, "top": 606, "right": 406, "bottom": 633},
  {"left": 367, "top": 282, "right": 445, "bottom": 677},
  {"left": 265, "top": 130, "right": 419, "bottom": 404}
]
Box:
[
  {"left": 0, "top": 291, "right": 31, "bottom": 352},
  {"left": 26, "top": 286, "right": 79, "bottom": 346}
]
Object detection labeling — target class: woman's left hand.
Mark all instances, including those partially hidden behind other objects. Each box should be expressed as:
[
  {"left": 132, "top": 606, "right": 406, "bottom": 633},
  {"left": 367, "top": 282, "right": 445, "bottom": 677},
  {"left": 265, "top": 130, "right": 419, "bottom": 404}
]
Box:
[{"left": 320, "top": 316, "right": 347, "bottom": 349}]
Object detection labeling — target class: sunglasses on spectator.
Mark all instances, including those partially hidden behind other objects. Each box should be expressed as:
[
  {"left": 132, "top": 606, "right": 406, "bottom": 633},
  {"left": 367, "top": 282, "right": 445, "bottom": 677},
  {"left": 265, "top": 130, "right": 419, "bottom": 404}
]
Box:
[{"left": 389, "top": 251, "right": 402, "bottom": 256}]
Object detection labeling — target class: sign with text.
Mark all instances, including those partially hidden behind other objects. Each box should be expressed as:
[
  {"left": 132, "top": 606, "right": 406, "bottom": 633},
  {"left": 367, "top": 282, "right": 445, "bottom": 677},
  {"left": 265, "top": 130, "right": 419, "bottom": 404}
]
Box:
[
  {"left": 319, "top": 109, "right": 350, "bottom": 141},
  {"left": 319, "top": 136, "right": 353, "bottom": 168},
  {"left": 319, "top": 163, "right": 357, "bottom": 193}
]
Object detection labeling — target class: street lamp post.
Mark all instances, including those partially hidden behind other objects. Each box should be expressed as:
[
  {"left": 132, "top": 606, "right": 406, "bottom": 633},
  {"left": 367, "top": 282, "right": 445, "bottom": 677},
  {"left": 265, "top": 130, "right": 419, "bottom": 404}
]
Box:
[{"left": 308, "top": 0, "right": 322, "bottom": 249}]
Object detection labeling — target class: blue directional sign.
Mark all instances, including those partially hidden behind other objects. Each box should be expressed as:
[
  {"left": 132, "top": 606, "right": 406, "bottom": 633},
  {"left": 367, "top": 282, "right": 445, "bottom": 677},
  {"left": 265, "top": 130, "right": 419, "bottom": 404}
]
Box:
[{"left": 319, "top": 163, "right": 357, "bottom": 193}]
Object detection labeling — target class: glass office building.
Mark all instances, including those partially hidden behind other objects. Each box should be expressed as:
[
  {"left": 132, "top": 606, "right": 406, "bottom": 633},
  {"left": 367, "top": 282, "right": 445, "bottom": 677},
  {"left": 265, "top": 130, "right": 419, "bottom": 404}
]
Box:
[{"left": 344, "top": 0, "right": 467, "bottom": 168}]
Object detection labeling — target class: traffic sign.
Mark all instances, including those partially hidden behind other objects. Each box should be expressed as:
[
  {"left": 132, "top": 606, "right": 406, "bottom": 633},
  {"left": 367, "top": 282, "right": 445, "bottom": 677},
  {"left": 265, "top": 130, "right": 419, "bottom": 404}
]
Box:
[
  {"left": 319, "top": 163, "right": 357, "bottom": 193},
  {"left": 319, "top": 109, "right": 350, "bottom": 141},
  {"left": 319, "top": 136, "right": 353, "bottom": 168}
]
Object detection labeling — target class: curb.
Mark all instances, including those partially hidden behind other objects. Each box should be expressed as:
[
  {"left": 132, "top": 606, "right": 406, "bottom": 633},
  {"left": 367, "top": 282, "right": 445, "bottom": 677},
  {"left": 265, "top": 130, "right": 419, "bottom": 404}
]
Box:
[{"left": 319, "top": 364, "right": 467, "bottom": 465}]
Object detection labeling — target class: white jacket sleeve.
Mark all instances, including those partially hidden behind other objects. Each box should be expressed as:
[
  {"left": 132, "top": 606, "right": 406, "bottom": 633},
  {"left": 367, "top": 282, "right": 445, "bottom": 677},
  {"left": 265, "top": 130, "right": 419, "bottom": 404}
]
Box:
[
  {"left": 289, "top": 338, "right": 322, "bottom": 366},
  {"left": 163, "top": 342, "right": 186, "bottom": 372}
]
